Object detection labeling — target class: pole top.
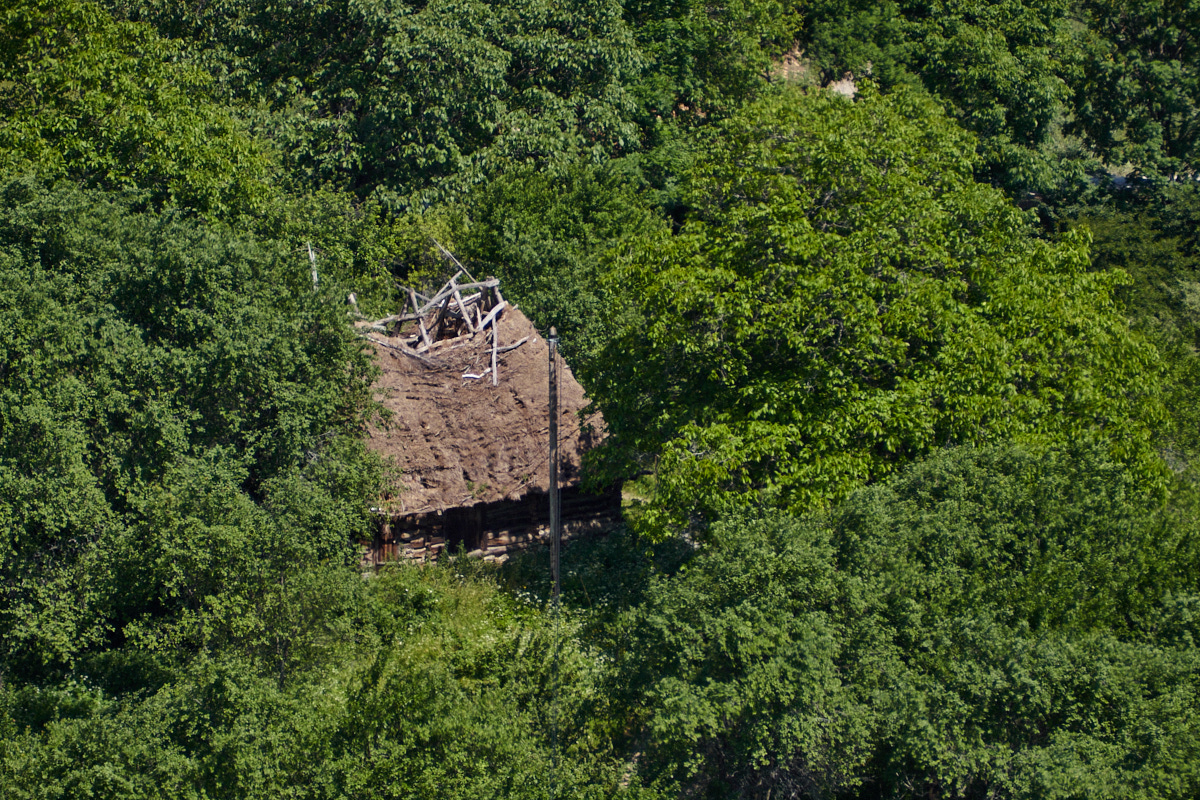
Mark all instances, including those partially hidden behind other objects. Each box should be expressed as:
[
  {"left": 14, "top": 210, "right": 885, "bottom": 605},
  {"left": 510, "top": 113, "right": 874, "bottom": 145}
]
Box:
[{"left": 549, "top": 326, "right": 557, "bottom": 340}]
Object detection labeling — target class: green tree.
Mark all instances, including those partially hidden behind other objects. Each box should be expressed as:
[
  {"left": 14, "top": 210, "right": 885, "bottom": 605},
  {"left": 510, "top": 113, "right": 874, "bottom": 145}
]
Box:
[
  {"left": 616, "top": 444, "right": 1200, "bottom": 798},
  {"left": 1071, "top": 0, "right": 1200, "bottom": 177},
  {"left": 585, "top": 86, "right": 1165, "bottom": 534},
  {"left": 0, "top": 0, "right": 271, "bottom": 215},
  {"left": 461, "top": 162, "right": 665, "bottom": 365},
  {"left": 0, "top": 177, "right": 377, "bottom": 678},
  {"left": 623, "top": 0, "right": 797, "bottom": 123},
  {"left": 108, "top": 0, "right": 644, "bottom": 204},
  {"left": 0, "top": 563, "right": 655, "bottom": 800},
  {"left": 1070, "top": 183, "right": 1200, "bottom": 463},
  {"left": 797, "top": 0, "right": 1093, "bottom": 197}
]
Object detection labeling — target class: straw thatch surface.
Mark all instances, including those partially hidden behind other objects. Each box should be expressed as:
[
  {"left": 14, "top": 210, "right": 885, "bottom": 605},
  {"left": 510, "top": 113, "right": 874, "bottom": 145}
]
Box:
[{"left": 362, "top": 306, "right": 601, "bottom": 516}]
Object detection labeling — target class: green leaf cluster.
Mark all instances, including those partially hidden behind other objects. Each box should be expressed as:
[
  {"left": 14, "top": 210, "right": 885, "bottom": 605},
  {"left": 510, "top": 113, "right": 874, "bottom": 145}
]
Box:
[
  {"left": 0, "top": 0, "right": 272, "bottom": 215},
  {"left": 0, "top": 563, "right": 647, "bottom": 800},
  {"left": 110, "top": 0, "right": 645, "bottom": 204},
  {"left": 462, "top": 162, "right": 666, "bottom": 364},
  {"left": 1071, "top": 0, "right": 1200, "bottom": 177},
  {"left": 798, "top": 0, "right": 1091, "bottom": 196},
  {"left": 623, "top": 0, "right": 798, "bottom": 121},
  {"left": 0, "top": 176, "right": 377, "bottom": 678},
  {"left": 586, "top": 86, "right": 1165, "bottom": 533},
  {"left": 615, "top": 444, "right": 1200, "bottom": 798}
]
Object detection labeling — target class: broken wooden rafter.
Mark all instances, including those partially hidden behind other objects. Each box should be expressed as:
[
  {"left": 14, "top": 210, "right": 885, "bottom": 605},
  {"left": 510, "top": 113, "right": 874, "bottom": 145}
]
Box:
[
  {"left": 451, "top": 278, "right": 477, "bottom": 334},
  {"left": 410, "top": 287, "right": 434, "bottom": 349},
  {"left": 478, "top": 300, "right": 507, "bottom": 332},
  {"left": 362, "top": 335, "right": 437, "bottom": 367},
  {"left": 433, "top": 239, "right": 478, "bottom": 285},
  {"left": 496, "top": 336, "right": 529, "bottom": 353},
  {"left": 413, "top": 280, "right": 499, "bottom": 317},
  {"left": 491, "top": 325, "right": 499, "bottom": 386}
]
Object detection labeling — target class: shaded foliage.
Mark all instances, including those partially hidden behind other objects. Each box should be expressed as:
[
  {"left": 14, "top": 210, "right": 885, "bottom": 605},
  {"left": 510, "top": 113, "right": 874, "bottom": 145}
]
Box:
[
  {"left": 1071, "top": 0, "right": 1200, "bottom": 177},
  {"left": 623, "top": 0, "right": 797, "bottom": 123},
  {"left": 798, "top": 0, "right": 1092, "bottom": 196},
  {"left": 1069, "top": 182, "right": 1200, "bottom": 463},
  {"left": 461, "top": 162, "right": 665, "bottom": 365},
  {"left": 108, "top": 0, "right": 644, "bottom": 204},
  {"left": 615, "top": 444, "right": 1200, "bottom": 798},
  {"left": 0, "top": 564, "right": 652, "bottom": 800},
  {"left": 0, "top": 0, "right": 271, "bottom": 215}
]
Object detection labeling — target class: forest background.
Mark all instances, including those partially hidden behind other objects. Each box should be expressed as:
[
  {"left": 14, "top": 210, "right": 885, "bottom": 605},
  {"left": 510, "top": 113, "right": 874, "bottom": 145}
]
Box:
[{"left": 2, "top": 0, "right": 1200, "bottom": 797}]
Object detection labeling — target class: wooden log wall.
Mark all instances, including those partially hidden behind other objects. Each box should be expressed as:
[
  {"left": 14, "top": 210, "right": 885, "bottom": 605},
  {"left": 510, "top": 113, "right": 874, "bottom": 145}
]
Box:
[{"left": 362, "top": 486, "right": 622, "bottom": 567}]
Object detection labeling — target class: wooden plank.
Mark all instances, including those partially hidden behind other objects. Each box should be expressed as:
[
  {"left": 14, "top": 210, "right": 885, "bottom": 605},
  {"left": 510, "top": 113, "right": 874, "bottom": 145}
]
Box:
[
  {"left": 410, "top": 289, "right": 433, "bottom": 349},
  {"left": 496, "top": 336, "right": 529, "bottom": 353},
  {"left": 370, "top": 312, "right": 423, "bottom": 327},
  {"left": 478, "top": 300, "right": 507, "bottom": 331},
  {"left": 433, "top": 294, "right": 451, "bottom": 337},
  {"left": 451, "top": 279, "right": 500, "bottom": 292},
  {"left": 452, "top": 278, "right": 477, "bottom": 334},
  {"left": 491, "top": 326, "right": 499, "bottom": 386},
  {"left": 416, "top": 287, "right": 451, "bottom": 317},
  {"left": 415, "top": 271, "right": 463, "bottom": 316},
  {"left": 361, "top": 335, "right": 438, "bottom": 367},
  {"left": 412, "top": 280, "right": 497, "bottom": 315}
]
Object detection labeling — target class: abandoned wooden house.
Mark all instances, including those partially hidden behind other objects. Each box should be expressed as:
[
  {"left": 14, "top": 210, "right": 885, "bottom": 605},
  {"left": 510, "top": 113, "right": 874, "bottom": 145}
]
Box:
[{"left": 357, "top": 270, "right": 620, "bottom": 565}]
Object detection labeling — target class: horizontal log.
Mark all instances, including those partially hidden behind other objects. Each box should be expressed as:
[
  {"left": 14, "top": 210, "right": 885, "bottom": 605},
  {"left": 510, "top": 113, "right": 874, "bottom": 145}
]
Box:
[
  {"left": 449, "top": 279, "right": 499, "bottom": 293},
  {"left": 496, "top": 336, "right": 529, "bottom": 353},
  {"left": 455, "top": 292, "right": 482, "bottom": 308}
]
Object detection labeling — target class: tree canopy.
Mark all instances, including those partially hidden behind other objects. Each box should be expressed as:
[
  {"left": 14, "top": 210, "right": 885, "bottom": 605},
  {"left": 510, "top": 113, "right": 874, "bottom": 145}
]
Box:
[
  {"left": 109, "top": 0, "right": 645, "bottom": 204},
  {"left": 616, "top": 443, "right": 1200, "bottom": 798},
  {"left": 1071, "top": 0, "right": 1200, "bottom": 177},
  {"left": 0, "top": 0, "right": 271, "bottom": 215},
  {"left": 4, "top": 0, "right": 1200, "bottom": 796},
  {"left": 0, "top": 177, "right": 377, "bottom": 678},
  {"left": 586, "top": 86, "right": 1165, "bottom": 532}
]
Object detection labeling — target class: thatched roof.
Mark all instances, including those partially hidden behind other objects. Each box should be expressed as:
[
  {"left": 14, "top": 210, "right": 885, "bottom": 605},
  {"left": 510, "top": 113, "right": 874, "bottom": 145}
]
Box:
[{"left": 362, "top": 304, "right": 601, "bottom": 516}]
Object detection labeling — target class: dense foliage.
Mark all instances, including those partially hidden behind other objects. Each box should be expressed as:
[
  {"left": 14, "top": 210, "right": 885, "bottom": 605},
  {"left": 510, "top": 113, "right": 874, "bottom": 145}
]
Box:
[
  {"left": 615, "top": 444, "right": 1200, "bottom": 798},
  {"left": 109, "top": 0, "right": 646, "bottom": 204},
  {"left": 0, "top": 565, "right": 638, "bottom": 800},
  {"left": 0, "top": 177, "right": 377, "bottom": 681},
  {"left": 0, "top": 0, "right": 271, "bottom": 215},
  {"left": 586, "top": 87, "right": 1165, "bottom": 532},
  {"left": 1072, "top": 0, "right": 1200, "bottom": 177},
  {"left": 2, "top": 0, "right": 1199, "bottom": 797}
]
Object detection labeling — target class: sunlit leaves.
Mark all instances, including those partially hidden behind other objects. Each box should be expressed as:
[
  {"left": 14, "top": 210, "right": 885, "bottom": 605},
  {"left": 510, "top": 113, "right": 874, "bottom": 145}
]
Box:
[
  {"left": 0, "top": 0, "right": 271, "bottom": 215},
  {"left": 587, "top": 87, "right": 1165, "bottom": 535},
  {"left": 111, "top": 0, "right": 644, "bottom": 203},
  {"left": 0, "top": 178, "right": 377, "bottom": 675}
]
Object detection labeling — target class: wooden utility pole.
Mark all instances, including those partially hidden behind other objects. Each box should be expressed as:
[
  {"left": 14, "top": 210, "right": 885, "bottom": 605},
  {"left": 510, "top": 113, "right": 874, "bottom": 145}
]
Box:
[
  {"left": 549, "top": 326, "right": 561, "bottom": 606},
  {"left": 548, "top": 326, "right": 562, "bottom": 799}
]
